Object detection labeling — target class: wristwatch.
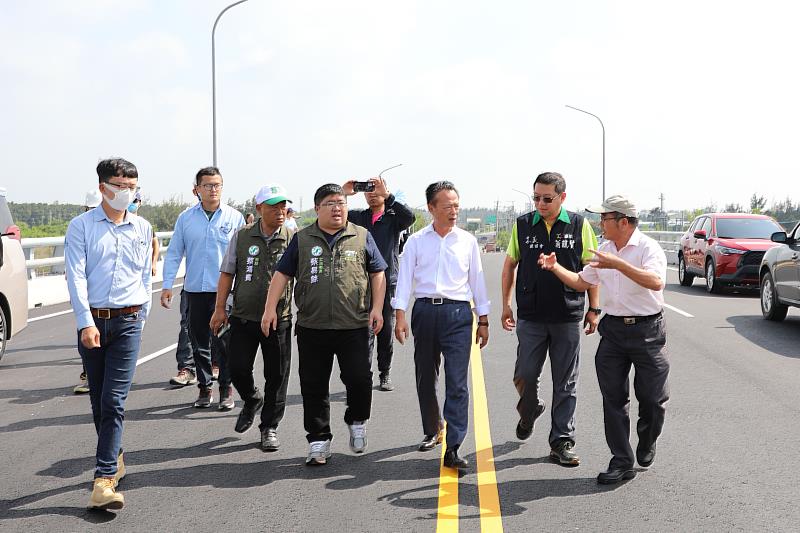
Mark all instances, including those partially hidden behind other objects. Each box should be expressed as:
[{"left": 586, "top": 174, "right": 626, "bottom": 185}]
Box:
[{"left": 588, "top": 307, "right": 602, "bottom": 314}]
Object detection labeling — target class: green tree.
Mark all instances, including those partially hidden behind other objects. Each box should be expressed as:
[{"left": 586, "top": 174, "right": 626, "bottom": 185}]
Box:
[{"left": 750, "top": 193, "right": 766, "bottom": 214}]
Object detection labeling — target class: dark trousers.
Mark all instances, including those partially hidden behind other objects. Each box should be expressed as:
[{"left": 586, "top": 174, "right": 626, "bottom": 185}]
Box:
[
  {"left": 228, "top": 317, "right": 292, "bottom": 431},
  {"left": 410, "top": 299, "right": 473, "bottom": 448},
  {"left": 296, "top": 325, "right": 372, "bottom": 443},
  {"left": 185, "top": 291, "right": 231, "bottom": 389},
  {"left": 368, "top": 285, "right": 395, "bottom": 375},
  {"left": 175, "top": 289, "right": 194, "bottom": 371},
  {"left": 513, "top": 319, "right": 581, "bottom": 447},
  {"left": 77, "top": 311, "right": 143, "bottom": 478},
  {"left": 595, "top": 314, "right": 670, "bottom": 469}
]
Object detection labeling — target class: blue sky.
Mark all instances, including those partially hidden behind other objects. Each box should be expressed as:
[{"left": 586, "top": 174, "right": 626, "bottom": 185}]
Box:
[{"left": 2, "top": 0, "right": 798, "bottom": 212}]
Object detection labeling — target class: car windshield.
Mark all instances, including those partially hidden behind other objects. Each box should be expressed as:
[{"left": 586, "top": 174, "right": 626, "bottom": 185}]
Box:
[{"left": 715, "top": 218, "right": 782, "bottom": 239}]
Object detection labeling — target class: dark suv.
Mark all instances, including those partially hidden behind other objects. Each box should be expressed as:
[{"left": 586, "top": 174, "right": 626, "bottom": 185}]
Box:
[
  {"left": 759, "top": 221, "right": 800, "bottom": 321},
  {"left": 678, "top": 213, "right": 783, "bottom": 293}
]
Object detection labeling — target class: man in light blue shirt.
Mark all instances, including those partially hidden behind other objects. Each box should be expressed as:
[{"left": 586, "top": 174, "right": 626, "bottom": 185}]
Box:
[
  {"left": 65, "top": 158, "right": 153, "bottom": 511},
  {"left": 161, "top": 166, "right": 245, "bottom": 409}
]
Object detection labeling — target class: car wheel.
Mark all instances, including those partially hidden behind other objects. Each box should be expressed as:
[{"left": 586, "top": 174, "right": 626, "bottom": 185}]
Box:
[
  {"left": 705, "top": 259, "right": 723, "bottom": 294},
  {"left": 760, "top": 271, "right": 788, "bottom": 321},
  {"left": 678, "top": 255, "right": 694, "bottom": 286},
  {"left": 0, "top": 305, "right": 7, "bottom": 362}
]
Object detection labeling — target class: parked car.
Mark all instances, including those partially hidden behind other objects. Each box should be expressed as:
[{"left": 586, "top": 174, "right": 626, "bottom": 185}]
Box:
[
  {"left": 0, "top": 187, "right": 28, "bottom": 361},
  {"left": 678, "top": 213, "right": 783, "bottom": 293},
  {"left": 759, "top": 221, "right": 800, "bottom": 321}
]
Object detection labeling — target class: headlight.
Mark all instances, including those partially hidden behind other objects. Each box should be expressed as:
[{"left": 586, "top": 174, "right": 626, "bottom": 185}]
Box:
[{"left": 717, "top": 245, "right": 746, "bottom": 255}]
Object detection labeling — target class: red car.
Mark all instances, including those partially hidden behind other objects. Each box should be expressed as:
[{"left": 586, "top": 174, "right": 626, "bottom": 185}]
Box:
[{"left": 678, "top": 213, "right": 783, "bottom": 293}]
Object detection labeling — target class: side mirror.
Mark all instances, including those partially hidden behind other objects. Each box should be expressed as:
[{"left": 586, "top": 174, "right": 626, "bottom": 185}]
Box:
[
  {"left": 771, "top": 231, "right": 788, "bottom": 243},
  {"left": 693, "top": 229, "right": 707, "bottom": 240}
]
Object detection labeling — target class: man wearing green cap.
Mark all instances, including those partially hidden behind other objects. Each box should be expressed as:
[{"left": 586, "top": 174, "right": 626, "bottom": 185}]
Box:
[{"left": 211, "top": 184, "right": 294, "bottom": 451}]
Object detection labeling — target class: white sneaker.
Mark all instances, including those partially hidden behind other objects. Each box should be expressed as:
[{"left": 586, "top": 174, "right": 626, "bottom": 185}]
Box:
[
  {"left": 348, "top": 421, "right": 368, "bottom": 454},
  {"left": 306, "top": 439, "right": 332, "bottom": 466}
]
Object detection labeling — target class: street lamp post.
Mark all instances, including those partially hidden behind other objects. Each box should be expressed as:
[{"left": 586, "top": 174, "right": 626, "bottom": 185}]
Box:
[
  {"left": 565, "top": 104, "right": 605, "bottom": 201},
  {"left": 512, "top": 188, "right": 532, "bottom": 213},
  {"left": 212, "top": 0, "right": 250, "bottom": 167}
]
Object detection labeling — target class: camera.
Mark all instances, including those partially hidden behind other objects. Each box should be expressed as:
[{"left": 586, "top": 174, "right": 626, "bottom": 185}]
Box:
[{"left": 353, "top": 181, "right": 375, "bottom": 193}]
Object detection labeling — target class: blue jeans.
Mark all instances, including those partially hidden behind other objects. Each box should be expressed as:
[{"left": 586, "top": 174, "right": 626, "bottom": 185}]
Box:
[{"left": 77, "top": 311, "right": 143, "bottom": 478}]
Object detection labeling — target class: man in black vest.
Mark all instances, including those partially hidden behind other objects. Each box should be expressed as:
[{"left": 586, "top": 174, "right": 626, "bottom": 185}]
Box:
[
  {"left": 261, "top": 184, "right": 387, "bottom": 466},
  {"left": 211, "top": 185, "right": 294, "bottom": 451},
  {"left": 501, "top": 172, "right": 600, "bottom": 466},
  {"left": 343, "top": 176, "right": 415, "bottom": 391}
]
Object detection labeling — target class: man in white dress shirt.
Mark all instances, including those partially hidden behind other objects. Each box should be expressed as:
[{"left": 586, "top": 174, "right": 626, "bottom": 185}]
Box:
[
  {"left": 394, "top": 181, "right": 490, "bottom": 470},
  {"left": 539, "top": 195, "right": 669, "bottom": 485}
]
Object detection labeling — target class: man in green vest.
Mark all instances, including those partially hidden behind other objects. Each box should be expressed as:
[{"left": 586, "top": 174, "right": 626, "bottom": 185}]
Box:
[
  {"left": 211, "top": 184, "right": 294, "bottom": 451},
  {"left": 261, "top": 183, "right": 387, "bottom": 466}
]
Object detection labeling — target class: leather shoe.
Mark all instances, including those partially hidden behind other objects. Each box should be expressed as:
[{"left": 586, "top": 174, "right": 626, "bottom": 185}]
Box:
[
  {"left": 443, "top": 447, "right": 469, "bottom": 470},
  {"left": 637, "top": 441, "right": 656, "bottom": 468},
  {"left": 419, "top": 430, "right": 444, "bottom": 452},
  {"left": 516, "top": 401, "right": 546, "bottom": 440},
  {"left": 597, "top": 466, "right": 636, "bottom": 485},
  {"left": 234, "top": 395, "right": 264, "bottom": 433}
]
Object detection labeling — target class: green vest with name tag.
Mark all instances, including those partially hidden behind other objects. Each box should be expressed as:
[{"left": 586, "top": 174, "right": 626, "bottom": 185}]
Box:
[
  {"left": 295, "top": 222, "right": 370, "bottom": 330},
  {"left": 231, "top": 221, "right": 293, "bottom": 323}
]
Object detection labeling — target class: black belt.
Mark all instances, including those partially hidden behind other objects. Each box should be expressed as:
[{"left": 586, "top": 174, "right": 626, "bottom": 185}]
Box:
[
  {"left": 605, "top": 311, "right": 662, "bottom": 325},
  {"left": 417, "top": 297, "right": 468, "bottom": 305},
  {"left": 90, "top": 305, "right": 143, "bottom": 319}
]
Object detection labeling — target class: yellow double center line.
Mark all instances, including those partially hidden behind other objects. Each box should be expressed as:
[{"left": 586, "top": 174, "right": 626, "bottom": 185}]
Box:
[{"left": 436, "top": 332, "right": 503, "bottom": 532}]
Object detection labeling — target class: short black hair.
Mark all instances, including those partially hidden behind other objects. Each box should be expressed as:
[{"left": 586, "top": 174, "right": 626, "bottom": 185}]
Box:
[
  {"left": 96, "top": 158, "right": 138, "bottom": 183},
  {"left": 196, "top": 166, "right": 221, "bottom": 186},
  {"left": 533, "top": 172, "right": 566, "bottom": 194},
  {"left": 425, "top": 181, "right": 459, "bottom": 204},
  {"left": 314, "top": 183, "right": 344, "bottom": 206}
]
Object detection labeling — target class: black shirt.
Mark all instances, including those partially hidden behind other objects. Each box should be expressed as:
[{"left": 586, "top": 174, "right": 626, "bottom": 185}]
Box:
[{"left": 347, "top": 194, "right": 415, "bottom": 286}]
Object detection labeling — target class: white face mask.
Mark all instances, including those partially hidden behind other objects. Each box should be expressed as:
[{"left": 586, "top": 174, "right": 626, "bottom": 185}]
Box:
[{"left": 103, "top": 183, "right": 137, "bottom": 211}]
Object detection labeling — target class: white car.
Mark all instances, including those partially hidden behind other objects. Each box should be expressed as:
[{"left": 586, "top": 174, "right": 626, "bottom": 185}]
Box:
[{"left": 0, "top": 187, "right": 28, "bottom": 361}]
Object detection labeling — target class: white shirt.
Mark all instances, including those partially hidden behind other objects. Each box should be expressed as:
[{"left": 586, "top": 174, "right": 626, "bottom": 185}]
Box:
[
  {"left": 579, "top": 229, "right": 666, "bottom": 316},
  {"left": 393, "top": 224, "right": 491, "bottom": 316}
]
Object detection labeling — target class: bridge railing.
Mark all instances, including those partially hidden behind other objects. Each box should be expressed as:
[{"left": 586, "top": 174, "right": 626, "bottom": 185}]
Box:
[{"left": 22, "top": 231, "right": 174, "bottom": 279}]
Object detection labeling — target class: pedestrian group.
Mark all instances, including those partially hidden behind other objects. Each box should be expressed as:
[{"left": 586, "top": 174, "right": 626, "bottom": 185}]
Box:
[{"left": 66, "top": 160, "right": 670, "bottom": 511}]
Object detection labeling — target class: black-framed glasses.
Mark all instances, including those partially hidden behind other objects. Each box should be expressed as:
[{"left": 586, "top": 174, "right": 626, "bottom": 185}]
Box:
[
  {"left": 320, "top": 200, "right": 347, "bottom": 209},
  {"left": 199, "top": 183, "right": 223, "bottom": 191},
  {"left": 600, "top": 214, "right": 625, "bottom": 222},
  {"left": 105, "top": 181, "right": 140, "bottom": 193},
  {"left": 532, "top": 195, "right": 557, "bottom": 204}
]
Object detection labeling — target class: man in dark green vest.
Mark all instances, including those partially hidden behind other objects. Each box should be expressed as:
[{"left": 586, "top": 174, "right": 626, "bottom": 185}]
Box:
[
  {"left": 261, "top": 183, "right": 387, "bottom": 466},
  {"left": 500, "top": 172, "right": 600, "bottom": 467},
  {"left": 211, "top": 184, "right": 294, "bottom": 451}
]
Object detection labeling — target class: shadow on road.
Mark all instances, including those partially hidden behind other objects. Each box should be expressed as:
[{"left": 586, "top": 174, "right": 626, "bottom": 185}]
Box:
[
  {"left": 0, "top": 381, "right": 169, "bottom": 406},
  {"left": 0, "top": 355, "right": 82, "bottom": 370},
  {"left": 727, "top": 314, "right": 800, "bottom": 358}
]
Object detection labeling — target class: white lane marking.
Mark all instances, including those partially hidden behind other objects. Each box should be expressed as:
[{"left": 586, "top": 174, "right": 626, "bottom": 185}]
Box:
[
  {"left": 29, "top": 310, "right": 72, "bottom": 322},
  {"left": 136, "top": 343, "right": 178, "bottom": 366},
  {"left": 27, "top": 283, "right": 183, "bottom": 323},
  {"left": 664, "top": 303, "right": 694, "bottom": 318},
  {"left": 667, "top": 266, "right": 678, "bottom": 272}
]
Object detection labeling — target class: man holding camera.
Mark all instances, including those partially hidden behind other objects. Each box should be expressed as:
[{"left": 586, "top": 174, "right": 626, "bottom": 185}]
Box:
[{"left": 343, "top": 177, "right": 414, "bottom": 391}]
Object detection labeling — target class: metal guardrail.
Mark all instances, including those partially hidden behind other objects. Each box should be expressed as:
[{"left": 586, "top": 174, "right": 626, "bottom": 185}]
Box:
[
  {"left": 642, "top": 230, "right": 682, "bottom": 252},
  {"left": 23, "top": 231, "right": 173, "bottom": 279}
]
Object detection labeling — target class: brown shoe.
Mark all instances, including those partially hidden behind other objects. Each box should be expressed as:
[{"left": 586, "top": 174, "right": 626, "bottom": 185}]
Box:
[
  {"left": 170, "top": 368, "right": 197, "bottom": 386},
  {"left": 88, "top": 477, "right": 124, "bottom": 510}
]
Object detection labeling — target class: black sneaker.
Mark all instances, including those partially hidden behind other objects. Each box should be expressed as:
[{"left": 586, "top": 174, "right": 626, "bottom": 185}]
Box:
[
  {"left": 235, "top": 395, "right": 264, "bottom": 433},
  {"left": 193, "top": 387, "right": 213, "bottom": 408},
  {"left": 549, "top": 440, "right": 580, "bottom": 466},
  {"left": 261, "top": 428, "right": 280, "bottom": 451},
  {"left": 516, "top": 401, "right": 545, "bottom": 440},
  {"left": 379, "top": 373, "right": 394, "bottom": 391}
]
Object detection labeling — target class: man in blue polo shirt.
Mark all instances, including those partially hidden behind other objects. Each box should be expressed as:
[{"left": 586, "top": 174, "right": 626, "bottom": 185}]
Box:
[{"left": 161, "top": 166, "right": 245, "bottom": 409}]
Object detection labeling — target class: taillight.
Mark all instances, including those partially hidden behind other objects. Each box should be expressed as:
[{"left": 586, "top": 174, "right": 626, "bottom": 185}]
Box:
[{"left": 3, "top": 224, "right": 20, "bottom": 240}]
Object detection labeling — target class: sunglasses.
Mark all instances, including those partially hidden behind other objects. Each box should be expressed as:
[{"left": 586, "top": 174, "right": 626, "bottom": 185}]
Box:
[{"left": 533, "top": 195, "right": 557, "bottom": 204}]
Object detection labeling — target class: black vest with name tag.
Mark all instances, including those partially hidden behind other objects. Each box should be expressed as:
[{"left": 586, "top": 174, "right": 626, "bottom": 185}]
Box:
[{"left": 515, "top": 210, "right": 586, "bottom": 323}]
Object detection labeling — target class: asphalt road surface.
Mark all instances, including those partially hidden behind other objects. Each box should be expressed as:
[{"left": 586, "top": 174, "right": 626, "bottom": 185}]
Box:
[{"left": 1, "top": 254, "right": 799, "bottom": 532}]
